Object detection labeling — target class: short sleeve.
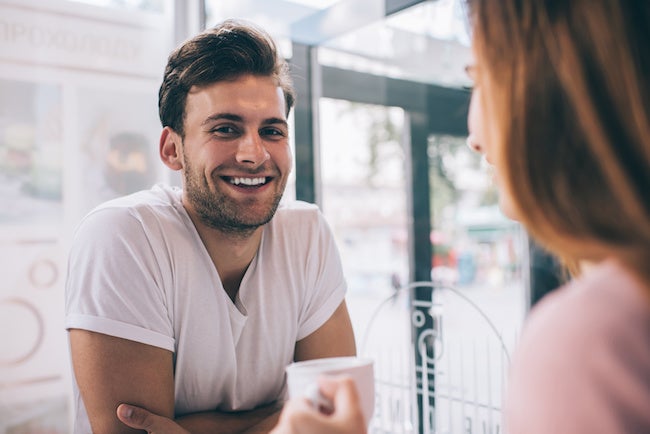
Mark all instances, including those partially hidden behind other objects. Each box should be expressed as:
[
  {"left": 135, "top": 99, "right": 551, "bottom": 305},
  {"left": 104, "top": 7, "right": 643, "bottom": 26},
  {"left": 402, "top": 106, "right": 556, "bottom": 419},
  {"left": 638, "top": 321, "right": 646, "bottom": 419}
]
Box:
[
  {"left": 65, "top": 207, "right": 174, "bottom": 351},
  {"left": 296, "top": 211, "right": 347, "bottom": 340}
]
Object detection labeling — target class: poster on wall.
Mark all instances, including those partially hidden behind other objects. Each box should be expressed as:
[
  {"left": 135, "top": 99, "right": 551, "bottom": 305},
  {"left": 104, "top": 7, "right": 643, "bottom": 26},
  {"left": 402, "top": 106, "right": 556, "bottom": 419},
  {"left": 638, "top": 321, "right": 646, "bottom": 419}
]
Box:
[
  {"left": 0, "top": 79, "right": 63, "bottom": 227},
  {"left": 76, "top": 86, "right": 162, "bottom": 214}
]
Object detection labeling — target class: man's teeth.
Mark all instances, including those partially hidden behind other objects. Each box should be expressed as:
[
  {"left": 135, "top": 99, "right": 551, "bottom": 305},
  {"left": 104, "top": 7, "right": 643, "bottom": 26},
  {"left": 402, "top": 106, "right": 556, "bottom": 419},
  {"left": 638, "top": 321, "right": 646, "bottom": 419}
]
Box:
[{"left": 230, "top": 177, "right": 267, "bottom": 186}]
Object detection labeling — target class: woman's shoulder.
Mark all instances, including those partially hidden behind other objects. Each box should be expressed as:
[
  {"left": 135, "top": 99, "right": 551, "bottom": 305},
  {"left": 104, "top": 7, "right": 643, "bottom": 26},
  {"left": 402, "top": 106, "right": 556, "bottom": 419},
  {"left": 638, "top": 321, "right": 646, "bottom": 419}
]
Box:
[
  {"left": 522, "top": 260, "right": 650, "bottom": 351},
  {"left": 505, "top": 260, "right": 650, "bottom": 433}
]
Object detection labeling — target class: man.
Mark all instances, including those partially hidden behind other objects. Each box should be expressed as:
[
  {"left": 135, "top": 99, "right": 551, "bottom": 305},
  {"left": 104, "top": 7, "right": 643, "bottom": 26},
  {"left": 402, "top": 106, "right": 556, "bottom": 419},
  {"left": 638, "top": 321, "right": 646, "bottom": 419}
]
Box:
[{"left": 65, "top": 20, "right": 355, "bottom": 434}]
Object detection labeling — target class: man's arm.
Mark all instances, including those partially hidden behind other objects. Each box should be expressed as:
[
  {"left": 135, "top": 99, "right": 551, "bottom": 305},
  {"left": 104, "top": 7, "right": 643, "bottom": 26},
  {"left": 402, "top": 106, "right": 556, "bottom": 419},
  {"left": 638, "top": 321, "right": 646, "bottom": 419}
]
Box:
[
  {"left": 114, "top": 300, "right": 356, "bottom": 434},
  {"left": 69, "top": 329, "right": 175, "bottom": 434},
  {"left": 72, "top": 328, "right": 278, "bottom": 434},
  {"left": 294, "top": 300, "right": 356, "bottom": 361},
  {"left": 174, "top": 402, "right": 282, "bottom": 433},
  {"left": 117, "top": 401, "right": 282, "bottom": 434}
]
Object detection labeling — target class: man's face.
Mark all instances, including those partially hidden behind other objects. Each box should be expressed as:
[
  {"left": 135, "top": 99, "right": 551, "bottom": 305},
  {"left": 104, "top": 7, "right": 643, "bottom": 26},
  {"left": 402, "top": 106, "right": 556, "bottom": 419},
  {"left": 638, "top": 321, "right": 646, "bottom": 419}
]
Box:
[{"left": 179, "top": 74, "right": 292, "bottom": 234}]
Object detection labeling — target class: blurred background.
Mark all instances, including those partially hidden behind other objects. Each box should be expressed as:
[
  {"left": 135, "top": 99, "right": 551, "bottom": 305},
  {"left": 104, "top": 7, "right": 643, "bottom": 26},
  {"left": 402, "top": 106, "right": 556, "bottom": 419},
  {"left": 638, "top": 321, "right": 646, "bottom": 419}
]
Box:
[{"left": 0, "top": 1, "right": 561, "bottom": 432}]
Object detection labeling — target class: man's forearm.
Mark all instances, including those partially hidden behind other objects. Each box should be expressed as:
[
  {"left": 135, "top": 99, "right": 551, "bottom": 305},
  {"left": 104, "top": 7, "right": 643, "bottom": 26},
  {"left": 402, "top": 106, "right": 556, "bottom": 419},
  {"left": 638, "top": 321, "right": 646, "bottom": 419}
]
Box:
[
  {"left": 240, "top": 411, "right": 281, "bottom": 434},
  {"left": 176, "top": 402, "right": 282, "bottom": 434}
]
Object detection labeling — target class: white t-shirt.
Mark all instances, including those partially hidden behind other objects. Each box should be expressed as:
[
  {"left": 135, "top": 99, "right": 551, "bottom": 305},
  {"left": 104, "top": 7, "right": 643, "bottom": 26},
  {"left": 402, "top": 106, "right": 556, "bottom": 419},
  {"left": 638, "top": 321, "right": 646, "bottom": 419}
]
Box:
[{"left": 65, "top": 184, "right": 347, "bottom": 433}]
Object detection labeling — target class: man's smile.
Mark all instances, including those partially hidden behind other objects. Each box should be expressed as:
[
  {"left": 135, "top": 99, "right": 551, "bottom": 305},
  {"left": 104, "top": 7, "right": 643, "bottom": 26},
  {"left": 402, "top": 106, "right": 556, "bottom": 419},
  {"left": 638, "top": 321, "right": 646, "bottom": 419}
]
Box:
[{"left": 225, "top": 176, "right": 270, "bottom": 186}]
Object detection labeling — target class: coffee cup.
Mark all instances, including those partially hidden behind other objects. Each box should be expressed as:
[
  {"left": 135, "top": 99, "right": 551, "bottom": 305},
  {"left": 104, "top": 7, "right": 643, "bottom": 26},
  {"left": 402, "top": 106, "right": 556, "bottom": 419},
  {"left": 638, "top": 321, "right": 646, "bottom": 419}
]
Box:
[{"left": 285, "top": 356, "right": 375, "bottom": 425}]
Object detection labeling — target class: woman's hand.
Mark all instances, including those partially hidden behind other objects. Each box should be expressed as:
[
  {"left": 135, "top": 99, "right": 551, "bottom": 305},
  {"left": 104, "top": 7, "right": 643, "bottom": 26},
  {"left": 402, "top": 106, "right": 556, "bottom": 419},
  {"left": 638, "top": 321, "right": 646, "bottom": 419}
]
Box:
[{"left": 270, "top": 375, "right": 367, "bottom": 434}]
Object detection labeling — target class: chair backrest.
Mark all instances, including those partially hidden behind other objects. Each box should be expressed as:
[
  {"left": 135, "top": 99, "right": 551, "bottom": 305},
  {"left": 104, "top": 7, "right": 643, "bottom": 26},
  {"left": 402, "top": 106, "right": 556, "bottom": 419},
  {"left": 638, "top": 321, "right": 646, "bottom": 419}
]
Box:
[{"left": 360, "top": 281, "right": 512, "bottom": 434}]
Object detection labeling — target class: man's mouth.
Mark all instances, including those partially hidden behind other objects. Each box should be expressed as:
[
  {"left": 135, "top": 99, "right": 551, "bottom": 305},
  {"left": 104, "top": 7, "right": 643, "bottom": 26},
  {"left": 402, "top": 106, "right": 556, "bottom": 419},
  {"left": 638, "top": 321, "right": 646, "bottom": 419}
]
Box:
[{"left": 224, "top": 176, "right": 270, "bottom": 187}]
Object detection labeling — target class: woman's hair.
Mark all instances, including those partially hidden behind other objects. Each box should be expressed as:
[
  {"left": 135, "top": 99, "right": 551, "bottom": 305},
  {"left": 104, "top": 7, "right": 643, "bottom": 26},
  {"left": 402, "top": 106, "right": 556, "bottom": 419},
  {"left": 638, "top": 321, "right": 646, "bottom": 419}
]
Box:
[
  {"left": 158, "top": 19, "right": 296, "bottom": 138},
  {"left": 469, "top": 0, "right": 650, "bottom": 284}
]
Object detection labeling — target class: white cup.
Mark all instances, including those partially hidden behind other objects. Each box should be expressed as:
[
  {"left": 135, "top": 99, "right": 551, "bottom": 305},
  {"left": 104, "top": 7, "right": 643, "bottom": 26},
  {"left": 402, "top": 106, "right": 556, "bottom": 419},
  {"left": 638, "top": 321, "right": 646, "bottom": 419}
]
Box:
[{"left": 285, "top": 356, "right": 375, "bottom": 425}]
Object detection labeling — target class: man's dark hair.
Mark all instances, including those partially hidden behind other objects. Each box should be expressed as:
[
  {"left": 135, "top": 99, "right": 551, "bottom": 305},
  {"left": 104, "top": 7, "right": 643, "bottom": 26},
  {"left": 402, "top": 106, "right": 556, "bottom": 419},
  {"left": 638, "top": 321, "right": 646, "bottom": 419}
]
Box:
[{"left": 158, "top": 19, "right": 296, "bottom": 137}]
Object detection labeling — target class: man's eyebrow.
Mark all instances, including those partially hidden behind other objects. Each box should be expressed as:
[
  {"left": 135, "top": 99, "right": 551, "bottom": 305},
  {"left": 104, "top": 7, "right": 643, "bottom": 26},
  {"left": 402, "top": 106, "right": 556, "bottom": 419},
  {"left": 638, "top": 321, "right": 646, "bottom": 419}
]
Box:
[
  {"left": 201, "top": 113, "right": 243, "bottom": 126},
  {"left": 201, "top": 114, "right": 288, "bottom": 128},
  {"left": 261, "top": 117, "right": 288, "bottom": 127}
]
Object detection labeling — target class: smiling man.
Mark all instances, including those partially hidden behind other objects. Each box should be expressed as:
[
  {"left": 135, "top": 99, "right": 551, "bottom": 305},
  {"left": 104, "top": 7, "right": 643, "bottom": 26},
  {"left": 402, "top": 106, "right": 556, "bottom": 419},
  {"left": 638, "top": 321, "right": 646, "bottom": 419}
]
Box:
[{"left": 65, "top": 20, "right": 356, "bottom": 434}]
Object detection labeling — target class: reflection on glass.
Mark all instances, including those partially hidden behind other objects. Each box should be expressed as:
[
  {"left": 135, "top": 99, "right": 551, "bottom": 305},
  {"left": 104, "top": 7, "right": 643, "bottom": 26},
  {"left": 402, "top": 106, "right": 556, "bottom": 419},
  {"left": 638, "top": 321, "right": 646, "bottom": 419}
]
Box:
[
  {"left": 419, "top": 134, "right": 525, "bottom": 433},
  {"left": 205, "top": 0, "right": 323, "bottom": 59},
  {"left": 387, "top": 0, "right": 470, "bottom": 45},
  {"left": 428, "top": 133, "right": 524, "bottom": 343},
  {"left": 319, "top": 0, "right": 472, "bottom": 87},
  {"left": 319, "top": 98, "right": 408, "bottom": 337},
  {"left": 77, "top": 87, "right": 161, "bottom": 213},
  {"left": 0, "top": 79, "right": 63, "bottom": 226},
  {"left": 66, "top": 0, "right": 165, "bottom": 13}
]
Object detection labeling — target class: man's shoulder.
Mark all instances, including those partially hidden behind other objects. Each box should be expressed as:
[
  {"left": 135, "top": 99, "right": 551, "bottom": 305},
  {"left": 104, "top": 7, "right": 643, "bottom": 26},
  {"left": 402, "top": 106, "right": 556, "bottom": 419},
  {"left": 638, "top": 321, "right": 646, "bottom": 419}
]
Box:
[
  {"left": 94, "top": 184, "right": 180, "bottom": 211},
  {"left": 276, "top": 199, "right": 320, "bottom": 212},
  {"left": 268, "top": 200, "right": 329, "bottom": 239},
  {"left": 514, "top": 261, "right": 650, "bottom": 374},
  {"left": 76, "top": 184, "right": 184, "bottom": 234},
  {"left": 273, "top": 200, "right": 321, "bottom": 222}
]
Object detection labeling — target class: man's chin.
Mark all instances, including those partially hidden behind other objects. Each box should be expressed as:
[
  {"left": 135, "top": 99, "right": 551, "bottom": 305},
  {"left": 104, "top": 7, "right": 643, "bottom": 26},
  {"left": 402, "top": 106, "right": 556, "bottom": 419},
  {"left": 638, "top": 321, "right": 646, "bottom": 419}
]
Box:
[{"left": 210, "top": 209, "right": 277, "bottom": 233}]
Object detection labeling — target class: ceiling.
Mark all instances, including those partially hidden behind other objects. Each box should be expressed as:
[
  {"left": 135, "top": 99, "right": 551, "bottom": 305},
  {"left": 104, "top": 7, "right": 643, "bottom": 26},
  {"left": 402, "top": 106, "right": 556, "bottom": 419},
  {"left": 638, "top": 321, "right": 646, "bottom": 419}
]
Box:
[{"left": 206, "top": 0, "right": 473, "bottom": 88}]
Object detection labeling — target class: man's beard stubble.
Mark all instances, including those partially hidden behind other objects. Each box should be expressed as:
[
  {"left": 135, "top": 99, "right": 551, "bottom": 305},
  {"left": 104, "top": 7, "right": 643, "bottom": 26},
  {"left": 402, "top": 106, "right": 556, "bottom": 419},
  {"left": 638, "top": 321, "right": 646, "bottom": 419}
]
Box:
[{"left": 183, "top": 158, "right": 285, "bottom": 238}]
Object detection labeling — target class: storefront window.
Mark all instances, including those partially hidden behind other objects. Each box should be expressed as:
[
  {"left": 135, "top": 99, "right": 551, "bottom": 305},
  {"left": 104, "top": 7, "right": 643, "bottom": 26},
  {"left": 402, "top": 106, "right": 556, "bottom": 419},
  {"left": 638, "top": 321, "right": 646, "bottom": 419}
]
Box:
[{"left": 0, "top": 1, "right": 173, "bottom": 431}]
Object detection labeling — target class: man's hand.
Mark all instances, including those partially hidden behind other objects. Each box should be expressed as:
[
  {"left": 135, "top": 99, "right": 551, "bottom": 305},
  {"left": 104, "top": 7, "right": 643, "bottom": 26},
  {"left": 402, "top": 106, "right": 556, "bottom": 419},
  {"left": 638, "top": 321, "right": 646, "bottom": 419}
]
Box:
[
  {"left": 117, "top": 404, "right": 190, "bottom": 434},
  {"left": 117, "top": 402, "right": 283, "bottom": 434}
]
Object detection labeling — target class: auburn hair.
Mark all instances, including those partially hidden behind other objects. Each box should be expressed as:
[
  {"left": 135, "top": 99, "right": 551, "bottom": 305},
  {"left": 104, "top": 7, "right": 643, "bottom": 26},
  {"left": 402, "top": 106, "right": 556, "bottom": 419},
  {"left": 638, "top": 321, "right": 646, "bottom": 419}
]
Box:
[{"left": 470, "top": 0, "right": 650, "bottom": 284}]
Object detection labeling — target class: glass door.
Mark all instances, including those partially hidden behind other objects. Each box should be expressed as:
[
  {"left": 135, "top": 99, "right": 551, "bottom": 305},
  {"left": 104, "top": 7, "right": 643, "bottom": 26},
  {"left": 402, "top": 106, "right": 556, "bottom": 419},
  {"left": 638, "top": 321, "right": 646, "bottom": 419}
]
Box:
[{"left": 318, "top": 98, "right": 409, "bottom": 341}]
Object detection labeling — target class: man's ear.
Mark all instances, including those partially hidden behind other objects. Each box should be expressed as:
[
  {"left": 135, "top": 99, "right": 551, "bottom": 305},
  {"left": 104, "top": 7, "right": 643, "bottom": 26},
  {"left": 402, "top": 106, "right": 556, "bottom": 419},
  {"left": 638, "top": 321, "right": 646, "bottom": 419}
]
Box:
[{"left": 160, "top": 127, "right": 183, "bottom": 171}]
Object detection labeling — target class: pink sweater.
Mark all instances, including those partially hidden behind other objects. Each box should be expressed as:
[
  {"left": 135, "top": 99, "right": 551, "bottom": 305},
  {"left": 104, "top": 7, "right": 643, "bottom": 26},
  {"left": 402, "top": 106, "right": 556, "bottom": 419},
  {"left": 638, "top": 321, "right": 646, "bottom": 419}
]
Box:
[{"left": 505, "top": 260, "right": 650, "bottom": 433}]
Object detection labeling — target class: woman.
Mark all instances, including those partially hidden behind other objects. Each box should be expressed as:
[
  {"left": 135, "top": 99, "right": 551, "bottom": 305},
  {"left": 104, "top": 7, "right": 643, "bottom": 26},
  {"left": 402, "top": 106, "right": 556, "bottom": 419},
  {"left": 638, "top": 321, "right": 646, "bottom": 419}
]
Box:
[
  {"left": 116, "top": 1, "right": 650, "bottom": 432},
  {"left": 270, "top": 0, "right": 650, "bottom": 433}
]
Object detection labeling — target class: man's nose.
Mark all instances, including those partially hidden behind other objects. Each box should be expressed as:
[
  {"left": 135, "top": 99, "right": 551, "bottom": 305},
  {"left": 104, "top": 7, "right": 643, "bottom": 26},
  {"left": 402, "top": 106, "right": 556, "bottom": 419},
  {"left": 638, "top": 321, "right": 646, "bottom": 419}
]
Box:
[{"left": 236, "top": 133, "right": 270, "bottom": 166}]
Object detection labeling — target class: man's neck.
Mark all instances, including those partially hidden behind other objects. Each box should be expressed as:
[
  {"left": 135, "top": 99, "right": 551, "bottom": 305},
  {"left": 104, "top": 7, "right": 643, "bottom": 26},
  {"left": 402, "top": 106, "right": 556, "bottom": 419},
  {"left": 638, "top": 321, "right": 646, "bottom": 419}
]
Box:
[{"left": 186, "top": 209, "right": 264, "bottom": 302}]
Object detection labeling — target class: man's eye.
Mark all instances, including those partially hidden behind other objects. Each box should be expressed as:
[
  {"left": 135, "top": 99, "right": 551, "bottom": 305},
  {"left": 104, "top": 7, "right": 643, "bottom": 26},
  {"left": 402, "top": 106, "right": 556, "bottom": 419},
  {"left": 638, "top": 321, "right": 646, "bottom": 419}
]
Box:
[
  {"left": 212, "top": 126, "right": 237, "bottom": 135},
  {"left": 261, "top": 128, "right": 285, "bottom": 137}
]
